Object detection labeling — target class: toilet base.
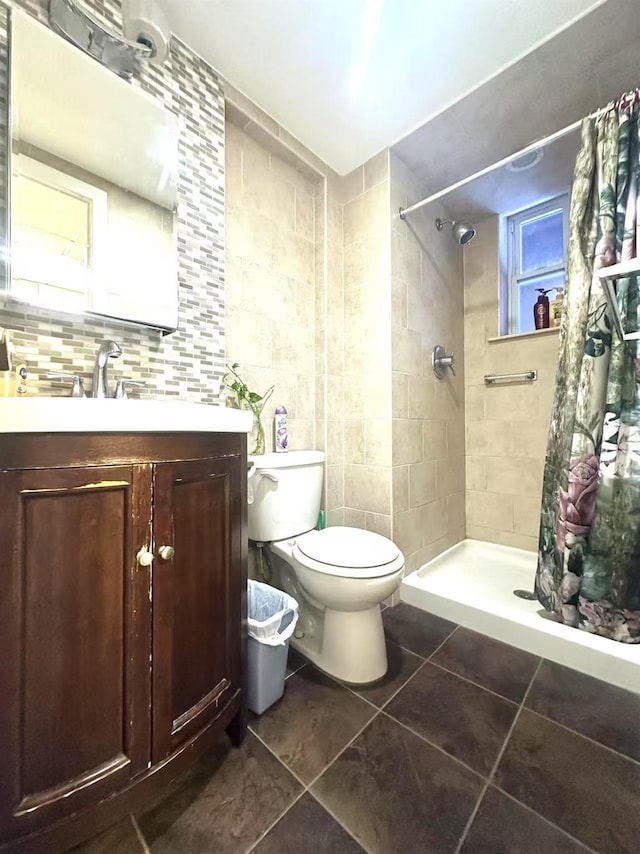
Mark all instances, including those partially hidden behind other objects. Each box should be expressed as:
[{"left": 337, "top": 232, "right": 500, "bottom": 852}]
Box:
[{"left": 291, "top": 605, "right": 388, "bottom": 684}]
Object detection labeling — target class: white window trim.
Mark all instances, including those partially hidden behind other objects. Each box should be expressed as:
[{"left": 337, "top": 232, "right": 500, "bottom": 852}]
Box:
[
  {"left": 11, "top": 153, "right": 108, "bottom": 309},
  {"left": 506, "top": 194, "right": 569, "bottom": 335}
]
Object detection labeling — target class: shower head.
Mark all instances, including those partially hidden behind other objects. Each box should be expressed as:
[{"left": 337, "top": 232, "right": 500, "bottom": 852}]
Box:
[{"left": 435, "top": 217, "right": 476, "bottom": 245}]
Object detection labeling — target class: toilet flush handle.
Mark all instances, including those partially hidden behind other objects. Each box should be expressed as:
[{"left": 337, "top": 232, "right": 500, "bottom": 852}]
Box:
[{"left": 260, "top": 471, "right": 279, "bottom": 483}]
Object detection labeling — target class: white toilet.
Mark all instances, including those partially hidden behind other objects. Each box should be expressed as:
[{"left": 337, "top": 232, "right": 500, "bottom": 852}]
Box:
[{"left": 248, "top": 450, "right": 405, "bottom": 684}]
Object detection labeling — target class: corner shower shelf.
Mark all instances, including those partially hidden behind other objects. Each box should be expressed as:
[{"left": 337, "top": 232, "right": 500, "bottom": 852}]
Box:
[{"left": 599, "top": 259, "right": 640, "bottom": 341}]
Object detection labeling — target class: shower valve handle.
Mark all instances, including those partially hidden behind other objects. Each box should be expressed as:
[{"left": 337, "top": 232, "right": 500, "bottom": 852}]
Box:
[{"left": 432, "top": 345, "right": 455, "bottom": 379}]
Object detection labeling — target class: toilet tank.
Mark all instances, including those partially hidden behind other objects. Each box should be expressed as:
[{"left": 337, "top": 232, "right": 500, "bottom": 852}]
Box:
[{"left": 248, "top": 450, "right": 325, "bottom": 542}]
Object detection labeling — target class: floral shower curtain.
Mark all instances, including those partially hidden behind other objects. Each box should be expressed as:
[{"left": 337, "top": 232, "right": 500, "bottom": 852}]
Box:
[{"left": 536, "top": 95, "right": 640, "bottom": 643}]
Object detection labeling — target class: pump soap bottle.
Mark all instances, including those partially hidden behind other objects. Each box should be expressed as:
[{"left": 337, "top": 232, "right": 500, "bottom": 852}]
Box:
[{"left": 533, "top": 289, "right": 551, "bottom": 330}]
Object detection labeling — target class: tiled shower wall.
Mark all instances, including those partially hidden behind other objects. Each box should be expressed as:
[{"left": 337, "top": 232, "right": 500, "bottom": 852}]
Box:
[
  {"left": 1, "top": 0, "right": 226, "bottom": 401},
  {"left": 390, "top": 154, "right": 466, "bottom": 572},
  {"left": 464, "top": 215, "right": 558, "bottom": 551}
]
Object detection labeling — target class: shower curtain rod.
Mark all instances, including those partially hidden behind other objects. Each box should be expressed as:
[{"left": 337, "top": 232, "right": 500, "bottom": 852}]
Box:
[{"left": 398, "top": 118, "right": 584, "bottom": 220}]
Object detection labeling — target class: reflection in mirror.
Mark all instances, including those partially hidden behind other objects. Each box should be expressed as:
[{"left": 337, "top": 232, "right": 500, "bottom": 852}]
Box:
[
  {"left": 0, "top": 3, "right": 7, "bottom": 296},
  {"left": 12, "top": 153, "right": 105, "bottom": 313},
  {"left": 9, "top": 9, "right": 179, "bottom": 331}
]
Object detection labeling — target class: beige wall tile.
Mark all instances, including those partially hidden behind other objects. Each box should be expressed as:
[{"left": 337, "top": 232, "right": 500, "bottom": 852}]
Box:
[
  {"left": 365, "top": 512, "right": 392, "bottom": 538},
  {"left": 226, "top": 123, "right": 321, "bottom": 455},
  {"left": 446, "top": 420, "right": 466, "bottom": 462},
  {"left": 365, "top": 419, "right": 392, "bottom": 466},
  {"left": 466, "top": 456, "right": 486, "bottom": 492},
  {"left": 340, "top": 166, "right": 365, "bottom": 203},
  {"left": 423, "top": 420, "right": 448, "bottom": 461},
  {"left": 343, "top": 182, "right": 389, "bottom": 246},
  {"left": 392, "top": 419, "right": 423, "bottom": 465},
  {"left": 392, "top": 325, "right": 422, "bottom": 373},
  {"left": 514, "top": 494, "right": 544, "bottom": 538},
  {"left": 507, "top": 420, "right": 551, "bottom": 460},
  {"left": 327, "top": 420, "right": 344, "bottom": 465},
  {"left": 447, "top": 492, "right": 466, "bottom": 532},
  {"left": 466, "top": 490, "right": 514, "bottom": 532},
  {"left": 393, "top": 465, "right": 410, "bottom": 514},
  {"left": 344, "top": 507, "right": 366, "bottom": 528},
  {"left": 326, "top": 508, "right": 345, "bottom": 527},
  {"left": 436, "top": 458, "right": 465, "bottom": 500},
  {"left": 408, "top": 374, "right": 434, "bottom": 419},
  {"left": 345, "top": 420, "right": 365, "bottom": 464},
  {"left": 344, "top": 465, "right": 391, "bottom": 515},
  {"left": 483, "top": 385, "right": 541, "bottom": 422},
  {"left": 392, "top": 273, "right": 408, "bottom": 327},
  {"left": 364, "top": 150, "right": 389, "bottom": 191},
  {"left": 424, "top": 499, "right": 449, "bottom": 545},
  {"left": 325, "top": 464, "right": 344, "bottom": 511},
  {"left": 468, "top": 527, "right": 539, "bottom": 553},
  {"left": 409, "top": 461, "right": 437, "bottom": 508},
  {"left": 288, "top": 418, "right": 316, "bottom": 451},
  {"left": 392, "top": 372, "right": 409, "bottom": 418},
  {"left": 485, "top": 456, "right": 544, "bottom": 497},
  {"left": 393, "top": 507, "right": 424, "bottom": 556},
  {"left": 465, "top": 386, "right": 485, "bottom": 421},
  {"left": 466, "top": 420, "right": 500, "bottom": 457}
]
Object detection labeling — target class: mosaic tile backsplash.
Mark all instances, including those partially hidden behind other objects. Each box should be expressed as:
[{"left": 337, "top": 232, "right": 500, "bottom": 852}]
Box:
[{"left": 1, "top": 0, "right": 226, "bottom": 401}]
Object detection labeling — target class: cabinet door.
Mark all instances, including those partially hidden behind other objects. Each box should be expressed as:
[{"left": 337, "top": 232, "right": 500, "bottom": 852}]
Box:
[
  {"left": 0, "top": 465, "right": 153, "bottom": 842},
  {"left": 152, "top": 456, "right": 242, "bottom": 761}
]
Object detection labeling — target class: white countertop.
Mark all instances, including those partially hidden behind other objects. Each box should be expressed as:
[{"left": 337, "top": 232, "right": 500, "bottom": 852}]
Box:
[{"left": 0, "top": 398, "right": 254, "bottom": 434}]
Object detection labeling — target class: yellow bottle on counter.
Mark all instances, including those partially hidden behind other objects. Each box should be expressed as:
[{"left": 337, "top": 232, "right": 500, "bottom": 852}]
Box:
[
  {"left": 0, "top": 370, "right": 13, "bottom": 397},
  {"left": 13, "top": 362, "right": 28, "bottom": 396}
]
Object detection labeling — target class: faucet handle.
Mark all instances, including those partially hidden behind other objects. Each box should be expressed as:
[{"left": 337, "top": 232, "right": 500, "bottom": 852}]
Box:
[
  {"left": 115, "top": 379, "right": 145, "bottom": 400},
  {"left": 46, "top": 372, "right": 87, "bottom": 398}
]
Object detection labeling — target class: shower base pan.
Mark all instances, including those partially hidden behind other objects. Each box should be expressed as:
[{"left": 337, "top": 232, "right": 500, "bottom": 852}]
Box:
[{"left": 401, "top": 539, "right": 640, "bottom": 695}]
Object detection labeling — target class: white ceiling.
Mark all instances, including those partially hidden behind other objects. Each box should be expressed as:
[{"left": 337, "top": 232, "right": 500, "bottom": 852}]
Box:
[{"left": 161, "top": 0, "right": 604, "bottom": 175}]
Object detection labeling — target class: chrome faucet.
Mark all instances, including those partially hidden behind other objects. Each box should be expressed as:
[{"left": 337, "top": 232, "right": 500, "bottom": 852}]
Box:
[{"left": 92, "top": 340, "right": 122, "bottom": 398}]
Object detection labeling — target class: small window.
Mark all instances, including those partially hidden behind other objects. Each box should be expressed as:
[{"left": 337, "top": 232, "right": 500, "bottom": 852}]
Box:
[{"left": 504, "top": 194, "right": 569, "bottom": 334}]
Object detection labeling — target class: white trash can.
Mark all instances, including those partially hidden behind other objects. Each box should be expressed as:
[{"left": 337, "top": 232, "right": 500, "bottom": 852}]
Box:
[{"left": 247, "top": 580, "right": 299, "bottom": 715}]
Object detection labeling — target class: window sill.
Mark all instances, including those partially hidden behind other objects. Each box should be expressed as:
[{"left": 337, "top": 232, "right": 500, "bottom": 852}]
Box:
[{"left": 488, "top": 327, "right": 561, "bottom": 343}]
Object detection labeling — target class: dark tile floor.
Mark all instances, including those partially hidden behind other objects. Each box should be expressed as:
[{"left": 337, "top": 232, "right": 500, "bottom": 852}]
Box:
[{"left": 76, "top": 603, "right": 640, "bottom": 854}]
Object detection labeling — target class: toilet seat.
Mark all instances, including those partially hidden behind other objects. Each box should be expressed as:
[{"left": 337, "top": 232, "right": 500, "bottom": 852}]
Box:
[{"left": 292, "top": 526, "right": 404, "bottom": 579}]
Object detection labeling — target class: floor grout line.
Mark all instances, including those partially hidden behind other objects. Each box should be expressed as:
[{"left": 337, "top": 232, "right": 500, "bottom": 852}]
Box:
[
  {"left": 453, "top": 657, "right": 543, "bottom": 854},
  {"left": 248, "top": 708, "right": 380, "bottom": 853},
  {"left": 130, "top": 814, "right": 150, "bottom": 854},
  {"left": 251, "top": 711, "right": 382, "bottom": 853},
  {"left": 244, "top": 788, "right": 308, "bottom": 853},
  {"left": 376, "top": 658, "right": 428, "bottom": 712},
  {"left": 491, "top": 783, "right": 601, "bottom": 854},
  {"left": 247, "top": 727, "right": 309, "bottom": 790},
  {"left": 523, "top": 705, "right": 640, "bottom": 769},
  {"left": 305, "top": 789, "right": 373, "bottom": 853},
  {"left": 427, "top": 658, "right": 533, "bottom": 706},
  {"left": 304, "top": 708, "right": 381, "bottom": 791},
  {"left": 378, "top": 708, "right": 485, "bottom": 782},
  {"left": 425, "top": 625, "right": 460, "bottom": 662}
]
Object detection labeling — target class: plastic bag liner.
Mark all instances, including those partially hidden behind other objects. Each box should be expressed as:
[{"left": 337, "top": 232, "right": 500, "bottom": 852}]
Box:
[{"left": 248, "top": 579, "right": 299, "bottom": 647}]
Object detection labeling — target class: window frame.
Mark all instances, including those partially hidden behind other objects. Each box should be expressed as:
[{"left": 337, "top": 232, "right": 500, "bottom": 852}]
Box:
[{"left": 506, "top": 193, "right": 569, "bottom": 335}]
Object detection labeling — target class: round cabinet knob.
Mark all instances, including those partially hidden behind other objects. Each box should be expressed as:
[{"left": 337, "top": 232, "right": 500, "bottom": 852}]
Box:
[
  {"left": 159, "top": 545, "right": 175, "bottom": 561},
  {"left": 136, "top": 547, "right": 154, "bottom": 567}
]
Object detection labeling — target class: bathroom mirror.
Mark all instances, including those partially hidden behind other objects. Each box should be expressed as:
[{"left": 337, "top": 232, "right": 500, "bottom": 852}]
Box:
[{"left": 6, "top": 9, "right": 179, "bottom": 331}]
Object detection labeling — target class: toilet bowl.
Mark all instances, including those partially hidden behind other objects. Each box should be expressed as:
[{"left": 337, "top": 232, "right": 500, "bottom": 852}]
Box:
[{"left": 248, "top": 451, "right": 405, "bottom": 684}]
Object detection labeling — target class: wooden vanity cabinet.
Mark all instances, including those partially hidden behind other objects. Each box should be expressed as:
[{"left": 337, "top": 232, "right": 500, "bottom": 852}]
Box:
[{"left": 0, "top": 433, "right": 247, "bottom": 853}]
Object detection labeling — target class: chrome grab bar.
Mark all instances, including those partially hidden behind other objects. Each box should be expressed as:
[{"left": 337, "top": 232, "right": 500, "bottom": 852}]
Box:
[{"left": 484, "top": 370, "right": 537, "bottom": 384}]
